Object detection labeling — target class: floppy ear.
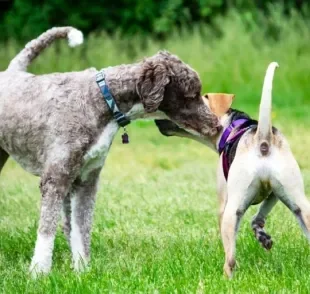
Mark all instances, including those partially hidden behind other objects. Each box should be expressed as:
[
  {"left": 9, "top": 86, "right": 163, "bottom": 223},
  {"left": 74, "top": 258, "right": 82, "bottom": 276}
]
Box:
[
  {"left": 137, "top": 62, "right": 170, "bottom": 113},
  {"left": 204, "top": 93, "right": 235, "bottom": 117}
]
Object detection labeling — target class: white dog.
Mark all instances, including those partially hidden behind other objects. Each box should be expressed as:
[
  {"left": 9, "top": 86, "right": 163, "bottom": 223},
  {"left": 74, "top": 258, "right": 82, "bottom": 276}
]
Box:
[{"left": 205, "top": 62, "right": 310, "bottom": 278}]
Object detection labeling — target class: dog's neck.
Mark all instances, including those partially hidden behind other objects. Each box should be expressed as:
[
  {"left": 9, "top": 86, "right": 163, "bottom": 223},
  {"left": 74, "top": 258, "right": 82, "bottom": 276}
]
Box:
[
  {"left": 104, "top": 64, "right": 141, "bottom": 106},
  {"left": 102, "top": 64, "right": 167, "bottom": 121}
]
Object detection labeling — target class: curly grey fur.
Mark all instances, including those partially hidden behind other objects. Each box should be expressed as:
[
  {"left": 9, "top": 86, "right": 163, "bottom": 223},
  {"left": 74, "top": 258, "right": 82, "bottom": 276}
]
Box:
[{"left": 0, "top": 28, "right": 221, "bottom": 275}]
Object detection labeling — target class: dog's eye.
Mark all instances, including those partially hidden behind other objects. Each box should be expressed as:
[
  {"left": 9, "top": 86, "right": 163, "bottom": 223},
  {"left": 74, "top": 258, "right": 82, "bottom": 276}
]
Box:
[{"left": 204, "top": 94, "right": 209, "bottom": 99}]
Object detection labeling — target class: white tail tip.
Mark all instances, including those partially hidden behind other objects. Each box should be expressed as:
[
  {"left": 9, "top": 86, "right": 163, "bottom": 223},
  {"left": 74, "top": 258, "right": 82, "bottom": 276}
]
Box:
[
  {"left": 68, "top": 29, "right": 84, "bottom": 47},
  {"left": 269, "top": 61, "right": 279, "bottom": 69}
]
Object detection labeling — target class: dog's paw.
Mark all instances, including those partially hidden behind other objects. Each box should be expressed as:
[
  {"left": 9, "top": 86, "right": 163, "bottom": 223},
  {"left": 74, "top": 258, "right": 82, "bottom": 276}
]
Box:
[
  {"left": 29, "top": 262, "right": 50, "bottom": 279},
  {"left": 72, "top": 257, "right": 90, "bottom": 273},
  {"left": 252, "top": 220, "right": 273, "bottom": 250},
  {"left": 257, "top": 231, "right": 273, "bottom": 250},
  {"left": 223, "top": 258, "right": 236, "bottom": 279}
]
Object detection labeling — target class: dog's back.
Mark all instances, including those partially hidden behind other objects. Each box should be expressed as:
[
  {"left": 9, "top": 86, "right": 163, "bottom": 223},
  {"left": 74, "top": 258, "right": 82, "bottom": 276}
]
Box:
[{"left": 0, "top": 68, "right": 100, "bottom": 175}]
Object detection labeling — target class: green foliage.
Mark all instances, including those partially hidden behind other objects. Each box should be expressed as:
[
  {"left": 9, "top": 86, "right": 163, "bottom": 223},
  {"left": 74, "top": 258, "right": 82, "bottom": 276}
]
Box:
[
  {"left": 0, "top": 0, "right": 308, "bottom": 40},
  {"left": 1, "top": 7, "right": 309, "bottom": 116}
]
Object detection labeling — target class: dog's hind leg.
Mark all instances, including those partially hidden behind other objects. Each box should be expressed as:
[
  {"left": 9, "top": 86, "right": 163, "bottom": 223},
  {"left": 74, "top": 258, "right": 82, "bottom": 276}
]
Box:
[
  {"left": 70, "top": 168, "right": 101, "bottom": 272},
  {"left": 272, "top": 153, "right": 310, "bottom": 240},
  {"left": 0, "top": 148, "right": 9, "bottom": 174},
  {"left": 251, "top": 192, "right": 278, "bottom": 250},
  {"left": 221, "top": 162, "right": 259, "bottom": 278},
  {"left": 62, "top": 194, "right": 72, "bottom": 244}
]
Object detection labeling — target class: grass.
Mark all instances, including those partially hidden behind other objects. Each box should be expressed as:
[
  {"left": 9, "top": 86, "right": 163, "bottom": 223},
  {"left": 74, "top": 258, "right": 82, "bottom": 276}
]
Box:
[{"left": 1, "top": 8, "right": 310, "bottom": 293}]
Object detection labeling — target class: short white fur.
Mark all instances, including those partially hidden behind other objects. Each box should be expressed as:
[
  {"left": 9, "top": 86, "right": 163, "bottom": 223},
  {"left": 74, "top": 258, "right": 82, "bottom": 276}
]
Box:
[
  {"left": 81, "top": 121, "right": 119, "bottom": 181},
  {"left": 216, "top": 62, "right": 310, "bottom": 278}
]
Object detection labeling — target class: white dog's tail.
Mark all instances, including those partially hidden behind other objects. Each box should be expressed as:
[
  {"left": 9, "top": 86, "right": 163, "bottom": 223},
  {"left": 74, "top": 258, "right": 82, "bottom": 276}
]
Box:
[
  {"left": 7, "top": 27, "right": 83, "bottom": 72},
  {"left": 256, "top": 62, "right": 279, "bottom": 155}
]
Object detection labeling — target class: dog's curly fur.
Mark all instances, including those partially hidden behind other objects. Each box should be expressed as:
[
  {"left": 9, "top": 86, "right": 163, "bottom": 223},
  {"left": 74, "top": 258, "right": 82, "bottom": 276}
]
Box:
[{"left": 0, "top": 27, "right": 221, "bottom": 275}]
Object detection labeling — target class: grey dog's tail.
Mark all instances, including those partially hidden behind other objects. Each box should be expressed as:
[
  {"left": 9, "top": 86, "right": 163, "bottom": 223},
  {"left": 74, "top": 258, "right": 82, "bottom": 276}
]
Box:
[
  {"left": 7, "top": 27, "right": 83, "bottom": 72},
  {"left": 256, "top": 62, "right": 279, "bottom": 155}
]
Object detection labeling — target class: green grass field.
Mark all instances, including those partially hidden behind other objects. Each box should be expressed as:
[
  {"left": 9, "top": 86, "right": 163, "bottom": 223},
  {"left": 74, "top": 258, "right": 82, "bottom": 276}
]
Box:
[{"left": 1, "top": 9, "right": 310, "bottom": 293}]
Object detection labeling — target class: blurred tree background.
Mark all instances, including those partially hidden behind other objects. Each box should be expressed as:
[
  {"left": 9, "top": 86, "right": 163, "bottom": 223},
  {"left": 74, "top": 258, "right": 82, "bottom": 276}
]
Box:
[
  {"left": 0, "top": 0, "right": 307, "bottom": 41},
  {"left": 1, "top": 0, "right": 309, "bottom": 114}
]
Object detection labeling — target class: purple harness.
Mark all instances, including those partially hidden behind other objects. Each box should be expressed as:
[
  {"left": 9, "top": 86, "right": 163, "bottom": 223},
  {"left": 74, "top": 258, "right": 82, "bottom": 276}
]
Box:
[{"left": 218, "top": 118, "right": 256, "bottom": 180}]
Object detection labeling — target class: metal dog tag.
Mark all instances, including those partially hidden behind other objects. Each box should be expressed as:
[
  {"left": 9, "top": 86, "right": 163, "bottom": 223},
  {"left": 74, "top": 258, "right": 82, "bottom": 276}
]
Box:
[{"left": 122, "top": 132, "right": 129, "bottom": 144}]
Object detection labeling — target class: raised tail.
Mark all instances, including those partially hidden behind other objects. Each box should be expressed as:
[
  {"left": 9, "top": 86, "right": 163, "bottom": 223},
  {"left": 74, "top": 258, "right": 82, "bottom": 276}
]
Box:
[
  {"left": 7, "top": 27, "right": 83, "bottom": 72},
  {"left": 256, "top": 62, "right": 279, "bottom": 155}
]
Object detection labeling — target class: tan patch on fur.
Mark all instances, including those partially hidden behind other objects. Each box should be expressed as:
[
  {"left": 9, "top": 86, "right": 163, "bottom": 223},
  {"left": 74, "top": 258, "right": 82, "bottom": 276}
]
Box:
[
  {"left": 242, "top": 131, "right": 284, "bottom": 154},
  {"left": 236, "top": 134, "right": 256, "bottom": 154},
  {"left": 272, "top": 133, "right": 283, "bottom": 149},
  {"left": 204, "top": 93, "right": 235, "bottom": 117}
]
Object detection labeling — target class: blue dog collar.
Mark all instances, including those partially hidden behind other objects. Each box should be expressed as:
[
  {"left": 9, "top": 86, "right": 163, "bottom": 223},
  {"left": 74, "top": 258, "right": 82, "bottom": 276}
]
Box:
[{"left": 96, "top": 70, "right": 130, "bottom": 128}]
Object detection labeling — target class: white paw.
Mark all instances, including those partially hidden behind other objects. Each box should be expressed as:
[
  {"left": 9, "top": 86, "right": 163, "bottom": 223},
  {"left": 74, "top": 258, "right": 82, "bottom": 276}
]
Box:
[
  {"left": 30, "top": 234, "right": 54, "bottom": 278},
  {"left": 29, "top": 260, "right": 51, "bottom": 278},
  {"left": 73, "top": 257, "right": 89, "bottom": 273}
]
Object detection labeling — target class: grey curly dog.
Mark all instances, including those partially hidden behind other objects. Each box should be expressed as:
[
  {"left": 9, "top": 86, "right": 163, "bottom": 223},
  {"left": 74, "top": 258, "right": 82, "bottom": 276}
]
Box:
[{"left": 0, "top": 27, "right": 221, "bottom": 276}]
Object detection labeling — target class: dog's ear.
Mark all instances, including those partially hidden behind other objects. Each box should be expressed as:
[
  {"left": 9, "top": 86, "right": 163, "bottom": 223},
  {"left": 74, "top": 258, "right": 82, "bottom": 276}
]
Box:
[
  {"left": 137, "top": 62, "right": 170, "bottom": 113},
  {"left": 204, "top": 93, "right": 235, "bottom": 117}
]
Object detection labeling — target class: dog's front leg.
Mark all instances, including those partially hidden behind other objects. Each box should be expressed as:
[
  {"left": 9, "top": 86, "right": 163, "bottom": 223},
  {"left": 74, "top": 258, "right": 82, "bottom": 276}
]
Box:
[
  {"left": 251, "top": 192, "right": 277, "bottom": 250},
  {"left": 217, "top": 157, "right": 227, "bottom": 230},
  {"left": 70, "top": 168, "right": 101, "bottom": 272},
  {"left": 30, "top": 165, "right": 73, "bottom": 277}
]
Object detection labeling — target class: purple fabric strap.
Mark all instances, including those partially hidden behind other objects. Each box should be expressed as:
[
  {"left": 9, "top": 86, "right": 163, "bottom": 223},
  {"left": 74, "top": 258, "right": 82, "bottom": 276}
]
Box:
[
  {"left": 222, "top": 152, "right": 230, "bottom": 180},
  {"left": 218, "top": 119, "right": 248, "bottom": 154},
  {"left": 218, "top": 118, "right": 251, "bottom": 180}
]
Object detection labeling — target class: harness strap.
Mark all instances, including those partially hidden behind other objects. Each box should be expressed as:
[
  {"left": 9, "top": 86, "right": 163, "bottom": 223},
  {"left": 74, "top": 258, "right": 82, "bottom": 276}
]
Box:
[
  {"left": 222, "top": 126, "right": 252, "bottom": 180},
  {"left": 96, "top": 70, "right": 130, "bottom": 127},
  {"left": 218, "top": 119, "right": 248, "bottom": 154},
  {"left": 219, "top": 119, "right": 257, "bottom": 180}
]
